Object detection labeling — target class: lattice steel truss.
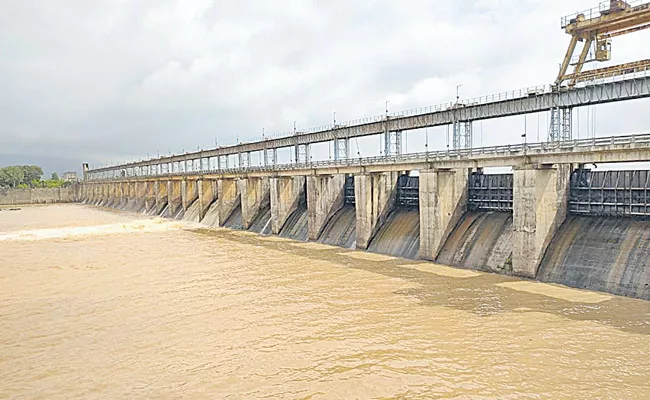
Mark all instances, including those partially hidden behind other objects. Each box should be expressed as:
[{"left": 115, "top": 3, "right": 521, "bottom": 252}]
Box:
[
  {"left": 334, "top": 138, "right": 349, "bottom": 160},
  {"left": 384, "top": 131, "right": 402, "bottom": 156},
  {"left": 453, "top": 121, "right": 473, "bottom": 150},
  {"left": 295, "top": 144, "right": 310, "bottom": 164},
  {"left": 549, "top": 107, "right": 573, "bottom": 142},
  {"left": 263, "top": 148, "right": 276, "bottom": 166}
]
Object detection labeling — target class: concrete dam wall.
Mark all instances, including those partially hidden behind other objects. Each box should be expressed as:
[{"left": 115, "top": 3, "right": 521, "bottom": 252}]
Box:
[
  {"left": 538, "top": 216, "right": 650, "bottom": 300},
  {"left": 80, "top": 166, "right": 650, "bottom": 301}
]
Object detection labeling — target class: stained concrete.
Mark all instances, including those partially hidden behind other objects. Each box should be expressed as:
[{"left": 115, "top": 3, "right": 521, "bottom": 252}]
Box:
[
  {"left": 418, "top": 168, "right": 469, "bottom": 261},
  {"left": 512, "top": 164, "right": 570, "bottom": 278},
  {"left": 306, "top": 174, "right": 346, "bottom": 241},
  {"left": 354, "top": 172, "right": 399, "bottom": 250}
]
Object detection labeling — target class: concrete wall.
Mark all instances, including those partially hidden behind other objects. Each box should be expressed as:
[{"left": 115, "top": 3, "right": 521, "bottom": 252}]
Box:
[
  {"left": 306, "top": 174, "right": 346, "bottom": 241},
  {"left": 218, "top": 178, "right": 240, "bottom": 225},
  {"left": 419, "top": 168, "right": 470, "bottom": 261},
  {"left": 198, "top": 179, "right": 217, "bottom": 221},
  {"left": 270, "top": 176, "right": 306, "bottom": 234},
  {"left": 239, "top": 177, "right": 270, "bottom": 230},
  {"left": 512, "top": 164, "right": 570, "bottom": 278},
  {"left": 0, "top": 187, "right": 78, "bottom": 205},
  {"left": 354, "top": 172, "right": 399, "bottom": 250}
]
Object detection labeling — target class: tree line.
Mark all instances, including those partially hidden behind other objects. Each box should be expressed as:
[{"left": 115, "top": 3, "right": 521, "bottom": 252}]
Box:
[{"left": 0, "top": 165, "right": 72, "bottom": 189}]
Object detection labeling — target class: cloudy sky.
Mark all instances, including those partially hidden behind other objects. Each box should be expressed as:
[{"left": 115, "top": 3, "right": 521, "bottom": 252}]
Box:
[{"left": 1, "top": 0, "right": 650, "bottom": 174}]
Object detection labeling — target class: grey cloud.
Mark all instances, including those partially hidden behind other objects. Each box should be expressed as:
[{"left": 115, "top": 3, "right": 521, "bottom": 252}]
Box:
[{"left": 1, "top": 0, "right": 649, "bottom": 173}]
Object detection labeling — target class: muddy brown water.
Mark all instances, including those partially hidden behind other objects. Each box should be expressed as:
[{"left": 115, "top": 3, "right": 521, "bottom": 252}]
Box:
[{"left": 1, "top": 204, "right": 650, "bottom": 399}]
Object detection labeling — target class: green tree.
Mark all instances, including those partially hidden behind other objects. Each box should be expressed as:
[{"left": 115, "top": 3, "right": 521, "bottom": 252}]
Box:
[
  {"left": 0, "top": 166, "right": 25, "bottom": 188},
  {"left": 22, "top": 166, "right": 43, "bottom": 185},
  {"left": 51, "top": 172, "right": 59, "bottom": 181}
]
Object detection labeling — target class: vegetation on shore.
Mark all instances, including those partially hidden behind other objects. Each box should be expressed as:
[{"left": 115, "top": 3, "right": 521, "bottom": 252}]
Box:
[{"left": 0, "top": 165, "right": 71, "bottom": 189}]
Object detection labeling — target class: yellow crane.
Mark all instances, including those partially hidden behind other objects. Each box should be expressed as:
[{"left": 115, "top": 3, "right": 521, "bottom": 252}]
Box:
[{"left": 556, "top": 0, "right": 650, "bottom": 86}]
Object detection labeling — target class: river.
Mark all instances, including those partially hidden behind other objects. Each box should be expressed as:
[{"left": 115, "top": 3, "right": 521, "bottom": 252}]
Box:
[{"left": 1, "top": 204, "right": 649, "bottom": 399}]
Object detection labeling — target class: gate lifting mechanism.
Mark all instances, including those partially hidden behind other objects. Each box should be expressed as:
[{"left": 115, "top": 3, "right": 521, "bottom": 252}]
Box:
[{"left": 556, "top": 0, "right": 650, "bottom": 87}]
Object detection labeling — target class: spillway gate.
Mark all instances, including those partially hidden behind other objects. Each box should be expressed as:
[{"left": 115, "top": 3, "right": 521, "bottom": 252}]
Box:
[
  {"left": 397, "top": 175, "right": 419, "bottom": 208},
  {"left": 468, "top": 172, "right": 513, "bottom": 211},
  {"left": 344, "top": 176, "right": 355, "bottom": 205},
  {"left": 569, "top": 169, "right": 650, "bottom": 217}
]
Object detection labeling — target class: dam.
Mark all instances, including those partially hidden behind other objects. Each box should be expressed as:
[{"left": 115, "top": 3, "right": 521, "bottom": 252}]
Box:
[{"left": 79, "top": 133, "right": 650, "bottom": 301}]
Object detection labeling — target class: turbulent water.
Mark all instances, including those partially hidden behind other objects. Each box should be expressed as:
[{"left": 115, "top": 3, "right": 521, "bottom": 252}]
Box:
[
  {"left": 368, "top": 208, "right": 420, "bottom": 259},
  {"left": 2, "top": 205, "right": 650, "bottom": 399}
]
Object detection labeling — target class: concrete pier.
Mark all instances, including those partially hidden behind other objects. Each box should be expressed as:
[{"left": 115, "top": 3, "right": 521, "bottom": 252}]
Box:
[
  {"left": 306, "top": 174, "right": 346, "bottom": 241},
  {"left": 217, "top": 178, "right": 240, "bottom": 226},
  {"left": 512, "top": 164, "right": 570, "bottom": 278},
  {"left": 168, "top": 180, "right": 182, "bottom": 216},
  {"left": 181, "top": 179, "right": 198, "bottom": 212},
  {"left": 239, "top": 177, "right": 270, "bottom": 230},
  {"left": 354, "top": 172, "right": 399, "bottom": 250},
  {"left": 418, "top": 168, "right": 469, "bottom": 261},
  {"left": 198, "top": 179, "right": 217, "bottom": 221},
  {"left": 270, "top": 176, "right": 306, "bottom": 235}
]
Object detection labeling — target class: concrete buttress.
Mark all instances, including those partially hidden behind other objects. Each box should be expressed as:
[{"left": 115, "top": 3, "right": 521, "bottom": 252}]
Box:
[
  {"left": 168, "top": 180, "right": 182, "bottom": 216},
  {"left": 306, "top": 174, "right": 346, "bottom": 241},
  {"left": 181, "top": 179, "right": 199, "bottom": 211},
  {"left": 239, "top": 177, "right": 270, "bottom": 229},
  {"left": 354, "top": 172, "right": 399, "bottom": 250},
  {"left": 198, "top": 179, "right": 217, "bottom": 221},
  {"left": 155, "top": 181, "right": 168, "bottom": 215},
  {"left": 512, "top": 164, "right": 570, "bottom": 278},
  {"left": 270, "top": 176, "right": 306, "bottom": 234},
  {"left": 419, "top": 168, "right": 470, "bottom": 261},
  {"left": 218, "top": 179, "right": 240, "bottom": 226}
]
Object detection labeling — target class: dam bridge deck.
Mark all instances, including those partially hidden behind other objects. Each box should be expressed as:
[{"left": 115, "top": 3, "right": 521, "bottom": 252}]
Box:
[
  {"left": 87, "top": 69, "right": 650, "bottom": 178},
  {"left": 88, "top": 133, "right": 650, "bottom": 181}
]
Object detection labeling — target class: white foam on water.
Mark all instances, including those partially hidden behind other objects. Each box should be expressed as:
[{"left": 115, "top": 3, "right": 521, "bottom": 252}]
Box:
[{"left": 0, "top": 219, "right": 183, "bottom": 242}]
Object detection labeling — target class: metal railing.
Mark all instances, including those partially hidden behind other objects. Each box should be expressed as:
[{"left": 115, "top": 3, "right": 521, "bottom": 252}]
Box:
[
  {"left": 88, "top": 67, "right": 650, "bottom": 175},
  {"left": 86, "top": 133, "right": 650, "bottom": 181},
  {"left": 561, "top": 0, "right": 650, "bottom": 28}
]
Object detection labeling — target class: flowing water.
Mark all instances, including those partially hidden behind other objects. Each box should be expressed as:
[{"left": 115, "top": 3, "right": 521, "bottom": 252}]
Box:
[
  {"left": 2, "top": 205, "right": 650, "bottom": 399},
  {"left": 279, "top": 205, "right": 308, "bottom": 241},
  {"left": 437, "top": 211, "right": 513, "bottom": 274},
  {"left": 223, "top": 204, "right": 244, "bottom": 230},
  {"left": 368, "top": 208, "right": 420, "bottom": 259},
  {"left": 248, "top": 206, "right": 272, "bottom": 235},
  {"left": 318, "top": 205, "right": 356, "bottom": 249},
  {"left": 539, "top": 215, "right": 650, "bottom": 300}
]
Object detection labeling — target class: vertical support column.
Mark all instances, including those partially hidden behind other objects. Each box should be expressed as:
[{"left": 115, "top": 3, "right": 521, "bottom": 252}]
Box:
[
  {"left": 354, "top": 172, "right": 399, "bottom": 250},
  {"left": 155, "top": 180, "right": 168, "bottom": 215},
  {"left": 306, "top": 174, "right": 346, "bottom": 240},
  {"left": 512, "top": 164, "right": 570, "bottom": 278},
  {"left": 384, "top": 131, "right": 402, "bottom": 156},
  {"left": 334, "top": 138, "right": 349, "bottom": 160},
  {"left": 270, "top": 176, "right": 306, "bottom": 234},
  {"left": 181, "top": 179, "right": 199, "bottom": 211},
  {"left": 198, "top": 179, "right": 217, "bottom": 222},
  {"left": 418, "top": 169, "right": 469, "bottom": 261},
  {"left": 168, "top": 180, "right": 182, "bottom": 217},
  {"left": 238, "top": 177, "right": 270, "bottom": 229},
  {"left": 217, "top": 178, "right": 240, "bottom": 225}
]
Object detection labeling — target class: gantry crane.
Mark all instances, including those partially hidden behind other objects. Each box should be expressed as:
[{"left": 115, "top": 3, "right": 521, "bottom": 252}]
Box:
[
  {"left": 556, "top": 0, "right": 650, "bottom": 87},
  {"left": 549, "top": 0, "right": 650, "bottom": 142}
]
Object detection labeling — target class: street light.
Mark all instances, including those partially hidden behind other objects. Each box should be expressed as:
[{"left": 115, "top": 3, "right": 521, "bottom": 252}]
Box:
[{"left": 456, "top": 84, "right": 463, "bottom": 103}]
